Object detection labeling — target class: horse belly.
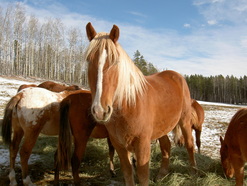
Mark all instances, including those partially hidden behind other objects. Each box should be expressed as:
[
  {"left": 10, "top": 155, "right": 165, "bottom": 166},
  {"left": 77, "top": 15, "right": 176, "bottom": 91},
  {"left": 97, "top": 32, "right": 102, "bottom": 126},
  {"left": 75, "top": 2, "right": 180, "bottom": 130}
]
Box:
[
  {"left": 90, "top": 124, "right": 109, "bottom": 138},
  {"left": 151, "top": 102, "right": 183, "bottom": 140},
  {"left": 41, "top": 120, "right": 59, "bottom": 135}
]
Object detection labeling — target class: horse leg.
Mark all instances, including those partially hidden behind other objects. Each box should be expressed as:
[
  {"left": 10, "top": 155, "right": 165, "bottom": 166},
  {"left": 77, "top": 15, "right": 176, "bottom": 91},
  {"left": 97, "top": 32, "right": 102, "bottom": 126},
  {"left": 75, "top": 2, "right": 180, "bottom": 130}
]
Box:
[
  {"left": 134, "top": 139, "right": 151, "bottom": 186},
  {"left": 179, "top": 120, "right": 196, "bottom": 169},
  {"left": 156, "top": 135, "right": 171, "bottom": 181},
  {"left": 19, "top": 131, "right": 39, "bottom": 186},
  {"left": 107, "top": 137, "right": 116, "bottom": 177},
  {"left": 71, "top": 134, "right": 91, "bottom": 185},
  {"left": 53, "top": 149, "right": 59, "bottom": 185},
  {"left": 231, "top": 157, "right": 244, "bottom": 186},
  {"left": 112, "top": 141, "right": 134, "bottom": 186},
  {"left": 9, "top": 128, "right": 24, "bottom": 186}
]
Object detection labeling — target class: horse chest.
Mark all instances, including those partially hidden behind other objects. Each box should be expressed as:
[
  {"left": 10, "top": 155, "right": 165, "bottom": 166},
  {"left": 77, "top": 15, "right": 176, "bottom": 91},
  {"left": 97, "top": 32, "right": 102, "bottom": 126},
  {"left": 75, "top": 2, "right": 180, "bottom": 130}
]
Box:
[{"left": 107, "top": 121, "right": 138, "bottom": 150}]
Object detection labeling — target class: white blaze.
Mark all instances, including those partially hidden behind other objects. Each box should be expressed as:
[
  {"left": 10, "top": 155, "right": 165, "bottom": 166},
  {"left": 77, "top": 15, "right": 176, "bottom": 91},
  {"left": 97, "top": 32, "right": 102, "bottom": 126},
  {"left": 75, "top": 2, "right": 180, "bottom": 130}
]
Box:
[{"left": 92, "top": 49, "right": 107, "bottom": 115}]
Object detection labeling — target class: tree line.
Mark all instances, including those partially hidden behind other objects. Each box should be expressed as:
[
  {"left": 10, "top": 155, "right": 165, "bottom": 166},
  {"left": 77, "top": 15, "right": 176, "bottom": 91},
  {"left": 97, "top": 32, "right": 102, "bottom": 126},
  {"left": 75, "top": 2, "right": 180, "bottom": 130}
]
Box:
[
  {"left": 185, "top": 74, "right": 247, "bottom": 105},
  {"left": 0, "top": 3, "right": 88, "bottom": 85},
  {"left": 0, "top": 3, "right": 246, "bottom": 105}
]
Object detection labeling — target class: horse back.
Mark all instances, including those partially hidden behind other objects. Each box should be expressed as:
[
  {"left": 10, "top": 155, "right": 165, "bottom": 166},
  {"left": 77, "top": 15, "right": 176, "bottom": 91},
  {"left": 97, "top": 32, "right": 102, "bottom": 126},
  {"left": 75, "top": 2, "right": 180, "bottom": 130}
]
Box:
[
  {"left": 38, "top": 81, "right": 65, "bottom": 92},
  {"left": 17, "top": 84, "right": 37, "bottom": 92},
  {"left": 225, "top": 108, "right": 247, "bottom": 159},
  {"left": 146, "top": 70, "right": 191, "bottom": 112},
  {"left": 17, "top": 87, "right": 66, "bottom": 135}
]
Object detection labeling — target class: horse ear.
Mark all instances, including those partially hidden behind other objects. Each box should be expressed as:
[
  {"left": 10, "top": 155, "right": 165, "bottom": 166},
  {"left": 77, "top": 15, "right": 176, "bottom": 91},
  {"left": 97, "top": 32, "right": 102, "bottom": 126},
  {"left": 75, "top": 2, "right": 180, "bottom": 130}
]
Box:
[
  {"left": 109, "top": 25, "right": 119, "bottom": 43},
  {"left": 86, "top": 22, "right": 97, "bottom": 41},
  {"left": 220, "top": 136, "right": 224, "bottom": 145}
]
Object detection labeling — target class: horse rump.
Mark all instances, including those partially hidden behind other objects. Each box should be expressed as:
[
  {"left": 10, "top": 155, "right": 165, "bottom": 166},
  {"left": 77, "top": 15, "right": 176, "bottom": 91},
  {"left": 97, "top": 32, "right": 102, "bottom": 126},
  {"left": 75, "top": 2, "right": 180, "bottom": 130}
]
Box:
[{"left": 1, "top": 93, "right": 23, "bottom": 145}]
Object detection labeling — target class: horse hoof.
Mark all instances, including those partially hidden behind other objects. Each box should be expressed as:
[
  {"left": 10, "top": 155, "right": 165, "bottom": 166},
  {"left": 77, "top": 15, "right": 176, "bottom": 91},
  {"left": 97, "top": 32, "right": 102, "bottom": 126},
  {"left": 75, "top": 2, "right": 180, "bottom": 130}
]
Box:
[
  {"left": 189, "top": 166, "right": 198, "bottom": 175},
  {"left": 155, "top": 169, "right": 168, "bottom": 181},
  {"left": 110, "top": 170, "right": 117, "bottom": 177}
]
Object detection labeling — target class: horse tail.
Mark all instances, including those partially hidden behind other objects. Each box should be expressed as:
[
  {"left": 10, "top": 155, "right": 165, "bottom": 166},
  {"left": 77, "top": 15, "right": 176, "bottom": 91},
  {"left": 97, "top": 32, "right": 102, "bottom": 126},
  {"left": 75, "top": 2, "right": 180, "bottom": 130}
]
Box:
[
  {"left": 1, "top": 93, "right": 23, "bottom": 145},
  {"left": 57, "top": 98, "right": 72, "bottom": 170},
  {"left": 172, "top": 125, "right": 184, "bottom": 146}
]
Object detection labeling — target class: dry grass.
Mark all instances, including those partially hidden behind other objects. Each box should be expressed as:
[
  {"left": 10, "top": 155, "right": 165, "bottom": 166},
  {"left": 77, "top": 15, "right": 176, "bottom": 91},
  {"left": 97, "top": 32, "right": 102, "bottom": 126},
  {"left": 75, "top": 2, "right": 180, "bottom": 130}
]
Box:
[{"left": 0, "top": 77, "right": 246, "bottom": 185}]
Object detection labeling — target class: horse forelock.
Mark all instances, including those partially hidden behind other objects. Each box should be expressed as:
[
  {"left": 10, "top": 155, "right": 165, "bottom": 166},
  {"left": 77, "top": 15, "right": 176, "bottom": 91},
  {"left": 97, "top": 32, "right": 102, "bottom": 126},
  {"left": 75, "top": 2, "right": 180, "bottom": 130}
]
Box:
[
  {"left": 86, "top": 32, "right": 119, "bottom": 65},
  {"left": 86, "top": 32, "right": 147, "bottom": 108}
]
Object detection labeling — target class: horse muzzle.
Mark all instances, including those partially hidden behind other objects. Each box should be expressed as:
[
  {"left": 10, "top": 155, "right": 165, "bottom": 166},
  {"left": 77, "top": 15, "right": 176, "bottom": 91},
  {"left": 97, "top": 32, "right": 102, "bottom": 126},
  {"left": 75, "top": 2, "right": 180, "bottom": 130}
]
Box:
[{"left": 91, "top": 105, "right": 113, "bottom": 123}]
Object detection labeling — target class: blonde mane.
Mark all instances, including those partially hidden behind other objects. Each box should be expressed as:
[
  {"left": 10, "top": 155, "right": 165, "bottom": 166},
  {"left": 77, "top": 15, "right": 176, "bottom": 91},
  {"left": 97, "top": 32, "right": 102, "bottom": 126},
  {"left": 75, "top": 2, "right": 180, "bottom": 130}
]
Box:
[{"left": 86, "top": 32, "right": 147, "bottom": 108}]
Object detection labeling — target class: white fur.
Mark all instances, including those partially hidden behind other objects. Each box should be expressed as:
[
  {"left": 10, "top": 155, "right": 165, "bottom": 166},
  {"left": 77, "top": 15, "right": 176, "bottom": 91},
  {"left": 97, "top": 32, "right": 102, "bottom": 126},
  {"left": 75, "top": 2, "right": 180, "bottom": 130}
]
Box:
[
  {"left": 23, "top": 176, "right": 36, "bottom": 186},
  {"left": 19, "top": 88, "right": 63, "bottom": 125},
  {"left": 91, "top": 49, "right": 107, "bottom": 116},
  {"left": 9, "top": 169, "right": 17, "bottom": 186}
]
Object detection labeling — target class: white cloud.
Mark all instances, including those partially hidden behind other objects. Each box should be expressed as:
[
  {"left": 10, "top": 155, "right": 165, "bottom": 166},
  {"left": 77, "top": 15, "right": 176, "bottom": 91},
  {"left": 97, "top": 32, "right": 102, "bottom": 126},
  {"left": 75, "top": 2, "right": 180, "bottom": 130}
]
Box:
[
  {"left": 1, "top": 0, "right": 247, "bottom": 77},
  {"left": 184, "top": 23, "right": 191, "bottom": 28},
  {"left": 194, "top": 0, "right": 247, "bottom": 25},
  {"left": 207, "top": 20, "right": 217, "bottom": 25},
  {"left": 129, "top": 11, "right": 147, "bottom": 18}
]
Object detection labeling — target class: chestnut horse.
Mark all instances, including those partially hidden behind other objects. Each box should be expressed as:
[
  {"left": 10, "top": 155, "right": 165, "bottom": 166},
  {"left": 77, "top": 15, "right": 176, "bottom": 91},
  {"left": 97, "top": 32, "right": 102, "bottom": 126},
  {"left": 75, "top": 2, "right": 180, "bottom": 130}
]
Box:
[
  {"left": 220, "top": 108, "right": 247, "bottom": 186},
  {"left": 173, "top": 99, "right": 205, "bottom": 153},
  {"left": 85, "top": 22, "right": 196, "bottom": 185},
  {"left": 56, "top": 91, "right": 116, "bottom": 185},
  {"left": 2, "top": 86, "right": 115, "bottom": 185},
  {"left": 1, "top": 87, "right": 73, "bottom": 186},
  {"left": 17, "top": 80, "right": 80, "bottom": 92}
]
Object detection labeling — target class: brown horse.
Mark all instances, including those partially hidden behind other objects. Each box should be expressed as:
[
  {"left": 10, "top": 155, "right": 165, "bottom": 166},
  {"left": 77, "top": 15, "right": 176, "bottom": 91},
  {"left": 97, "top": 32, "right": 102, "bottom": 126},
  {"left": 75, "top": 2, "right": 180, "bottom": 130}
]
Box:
[
  {"left": 85, "top": 22, "right": 196, "bottom": 185},
  {"left": 17, "top": 84, "right": 37, "bottom": 92},
  {"left": 2, "top": 86, "right": 115, "bottom": 185},
  {"left": 1, "top": 87, "right": 73, "bottom": 185},
  {"left": 173, "top": 99, "right": 205, "bottom": 153},
  {"left": 56, "top": 91, "right": 116, "bottom": 185},
  {"left": 17, "top": 80, "right": 80, "bottom": 92},
  {"left": 220, "top": 108, "right": 247, "bottom": 186}
]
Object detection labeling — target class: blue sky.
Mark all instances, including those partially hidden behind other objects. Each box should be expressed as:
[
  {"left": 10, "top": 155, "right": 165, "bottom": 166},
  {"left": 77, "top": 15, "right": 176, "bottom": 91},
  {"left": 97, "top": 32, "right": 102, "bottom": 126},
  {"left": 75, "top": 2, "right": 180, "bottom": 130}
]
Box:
[{"left": 1, "top": 0, "right": 247, "bottom": 77}]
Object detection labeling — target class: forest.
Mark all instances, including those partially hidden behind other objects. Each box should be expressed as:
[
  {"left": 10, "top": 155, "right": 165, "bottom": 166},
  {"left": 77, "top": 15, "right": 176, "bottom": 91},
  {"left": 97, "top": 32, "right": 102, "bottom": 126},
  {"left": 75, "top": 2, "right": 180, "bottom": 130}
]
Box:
[{"left": 0, "top": 3, "right": 246, "bottom": 105}]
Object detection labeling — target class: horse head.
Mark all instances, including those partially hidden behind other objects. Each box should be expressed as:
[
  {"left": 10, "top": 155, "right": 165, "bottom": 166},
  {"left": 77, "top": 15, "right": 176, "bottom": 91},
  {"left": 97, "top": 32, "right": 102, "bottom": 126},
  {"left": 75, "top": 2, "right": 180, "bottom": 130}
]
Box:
[
  {"left": 220, "top": 136, "right": 234, "bottom": 178},
  {"left": 85, "top": 23, "right": 147, "bottom": 123},
  {"left": 85, "top": 22, "right": 120, "bottom": 123}
]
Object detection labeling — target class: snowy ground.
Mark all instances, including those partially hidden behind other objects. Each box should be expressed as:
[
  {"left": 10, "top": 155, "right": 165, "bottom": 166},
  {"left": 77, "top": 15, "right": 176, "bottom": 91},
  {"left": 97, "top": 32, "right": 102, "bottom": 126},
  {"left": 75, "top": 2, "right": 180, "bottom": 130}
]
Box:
[{"left": 0, "top": 75, "right": 246, "bottom": 167}]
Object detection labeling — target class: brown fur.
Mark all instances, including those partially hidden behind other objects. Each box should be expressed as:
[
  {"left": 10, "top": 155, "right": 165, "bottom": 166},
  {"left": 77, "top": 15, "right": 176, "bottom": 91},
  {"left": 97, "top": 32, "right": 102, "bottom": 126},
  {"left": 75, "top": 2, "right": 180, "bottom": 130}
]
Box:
[
  {"left": 56, "top": 90, "right": 116, "bottom": 184},
  {"left": 173, "top": 99, "right": 205, "bottom": 153},
  {"left": 2, "top": 86, "right": 115, "bottom": 185},
  {"left": 86, "top": 22, "right": 196, "bottom": 186},
  {"left": 38, "top": 81, "right": 80, "bottom": 92},
  {"left": 17, "top": 81, "right": 80, "bottom": 93},
  {"left": 1, "top": 93, "right": 23, "bottom": 145},
  {"left": 17, "top": 84, "right": 37, "bottom": 92},
  {"left": 220, "top": 108, "right": 247, "bottom": 186}
]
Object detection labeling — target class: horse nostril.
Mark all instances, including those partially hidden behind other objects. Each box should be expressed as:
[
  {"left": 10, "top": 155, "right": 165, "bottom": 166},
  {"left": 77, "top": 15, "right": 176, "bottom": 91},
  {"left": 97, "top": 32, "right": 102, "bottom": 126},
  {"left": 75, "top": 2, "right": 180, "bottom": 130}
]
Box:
[
  {"left": 92, "top": 106, "right": 96, "bottom": 114},
  {"left": 107, "top": 106, "right": 111, "bottom": 114}
]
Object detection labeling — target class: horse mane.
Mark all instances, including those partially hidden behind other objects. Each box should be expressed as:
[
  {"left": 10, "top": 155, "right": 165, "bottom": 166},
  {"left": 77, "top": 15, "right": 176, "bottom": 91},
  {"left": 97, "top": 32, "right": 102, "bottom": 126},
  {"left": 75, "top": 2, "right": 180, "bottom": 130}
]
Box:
[{"left": 86, "top": 32, "right": 147, "bottom": 108}]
